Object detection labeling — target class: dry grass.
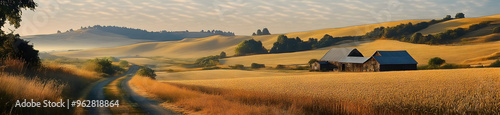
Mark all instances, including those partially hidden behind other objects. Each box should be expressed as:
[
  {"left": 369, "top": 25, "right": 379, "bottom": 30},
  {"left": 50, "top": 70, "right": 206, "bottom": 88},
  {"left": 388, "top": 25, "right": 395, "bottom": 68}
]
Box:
[
  {"left": 0, "top": 75, "right": 66, "bottom": 114},
  {"left": 167, "top": 68, "right": 500, "bottom": 114},
  {"left": 155, "top": 69, "right": 313, "bottom": 81},
  {"left": 0, "top": 59, "right": 102, "bottom": 114},
  {"left": 131, "top": 75, "right": 372, "bottom": 114}
]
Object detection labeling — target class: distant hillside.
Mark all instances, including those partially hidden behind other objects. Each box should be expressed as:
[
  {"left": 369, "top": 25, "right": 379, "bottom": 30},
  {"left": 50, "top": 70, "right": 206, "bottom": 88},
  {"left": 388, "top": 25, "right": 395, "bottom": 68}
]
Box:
[
  {"left": 53, "top": 20, "right": 428, "bottom": 59},
  {"left": 22, "top": 25, "right": 234, "bottom": 52},
  {"left": 77, "top": 25, "right": 235, "bottom": 41}
]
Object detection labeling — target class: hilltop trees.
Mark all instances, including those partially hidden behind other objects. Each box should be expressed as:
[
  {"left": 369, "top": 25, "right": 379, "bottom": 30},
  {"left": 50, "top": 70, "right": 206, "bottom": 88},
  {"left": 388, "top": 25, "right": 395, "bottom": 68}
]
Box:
[
  {"left": 270, "top": 35, "right": 313, "bottom": 53},
  {"left": 455, "top": 13, "right": 465, "bottom": 19},
  {"left": 235, "top": 39, "right": 268, "bottom": 56},
  {"left": 262, "top": 28, "right": 271, "bottom": 35},
  {"left": 253, "top": 28, "right": 271, "bottom": 36}
]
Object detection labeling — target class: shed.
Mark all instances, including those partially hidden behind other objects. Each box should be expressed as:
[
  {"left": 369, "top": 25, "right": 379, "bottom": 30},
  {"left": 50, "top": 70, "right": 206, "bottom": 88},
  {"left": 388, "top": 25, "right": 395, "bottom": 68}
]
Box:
[
  {"left": 371, "top": 51, "right": 418, "bottom": 71},
  {"left": 311, "top": 61, "right": 335, "bottom": 71}
]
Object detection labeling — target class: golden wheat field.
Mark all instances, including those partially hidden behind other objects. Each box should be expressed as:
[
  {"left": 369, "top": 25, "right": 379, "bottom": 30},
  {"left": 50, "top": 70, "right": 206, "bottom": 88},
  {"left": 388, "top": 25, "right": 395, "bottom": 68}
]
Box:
[
  {"left": 164, "top": 68, "right": 500, "bottom": 113},
  {"left": 155, "top": 69, "right": 316, "bottom": 81}
]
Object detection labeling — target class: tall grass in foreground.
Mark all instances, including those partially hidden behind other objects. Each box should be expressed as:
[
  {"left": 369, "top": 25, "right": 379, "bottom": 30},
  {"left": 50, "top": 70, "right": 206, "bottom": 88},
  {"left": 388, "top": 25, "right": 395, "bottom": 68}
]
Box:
[
  {"left": 0, "top": 75, "right": 66, "bottom": 114},
  {"left": 130, "top": 75, "right": 371, "bottom": 114},
  {"left": 0, "top": 59, "right": 102, "bottom": 114}
]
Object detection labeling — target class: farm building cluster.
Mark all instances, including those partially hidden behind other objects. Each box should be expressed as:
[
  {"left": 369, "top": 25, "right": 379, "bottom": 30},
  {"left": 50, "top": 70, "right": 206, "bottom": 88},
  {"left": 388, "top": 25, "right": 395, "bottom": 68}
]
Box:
[{"left": 311, "top": 48, "right": 418, "bottom": 72}]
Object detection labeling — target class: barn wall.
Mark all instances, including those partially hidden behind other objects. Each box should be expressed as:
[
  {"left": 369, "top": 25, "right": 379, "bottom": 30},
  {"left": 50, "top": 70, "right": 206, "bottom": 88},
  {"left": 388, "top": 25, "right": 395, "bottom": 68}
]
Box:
[
  {"left": 311, "top": 63, "right": 321, "bottom": 71},
  {"left": 363, "top": 58, "right": 379, "bottom": 72},
  {"left": 379, "top": 64, "right": 417, "bottom": 71}
]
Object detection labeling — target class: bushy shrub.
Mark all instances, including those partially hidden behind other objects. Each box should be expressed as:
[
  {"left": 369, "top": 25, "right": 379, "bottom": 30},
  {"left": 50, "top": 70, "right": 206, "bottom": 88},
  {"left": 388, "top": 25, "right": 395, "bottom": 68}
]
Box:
[
  {"left": 251, "top": 63, "right": 265, "bottom": 69},
  {"left": 102, "top": 56, "right": 119, "bottom": 62},
  {"left": 0, "top": 33, "right": 40, "bottom": 68},
  {"left": 202, "top": 66, "right": 221, "bottom": 70},
  {"left": 275, "top": 65, "right": 286, "bottom": 69},
  {"left": 231, "top": 64, "right": 245, "bottom": 70},
  {"left": 428, "top": 57, "right": 445, "bottom": 67},
  {"left": 83, "top": 58, "right": 115, "bottom": 75},
  {"left": 195, "top": 55, "right": 220, "bottom": 67},
  {"left": 137, "top": 66, "right": 156, "bottom": 79},
  {"left": 119, "top": 60, "right": 129, "bottom": 67}
]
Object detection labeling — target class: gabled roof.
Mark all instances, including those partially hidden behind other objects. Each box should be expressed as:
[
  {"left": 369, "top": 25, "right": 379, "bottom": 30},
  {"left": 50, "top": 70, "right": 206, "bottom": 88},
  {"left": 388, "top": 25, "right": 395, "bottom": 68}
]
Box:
[
  {"left": 320, "top": 48, "right": 363, "bottom": 62},
  {"left": 372, "top": 51, "right": 418, "bottom": 65},
  {"left": 339, "top": 57, "right": 371, "bottom": 64}
]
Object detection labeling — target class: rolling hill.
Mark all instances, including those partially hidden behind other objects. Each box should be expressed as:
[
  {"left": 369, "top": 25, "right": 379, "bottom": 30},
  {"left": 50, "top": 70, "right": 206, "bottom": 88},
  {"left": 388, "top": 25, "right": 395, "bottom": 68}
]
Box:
[
  {"left": 53, "top": 20, "right": 428, "bottom": 58},
  {"left": 22, "top": 25, "right": 234, "bottom": 52},
  {"left": 53, "top": 15, "right": 500, "bottom": 66}
]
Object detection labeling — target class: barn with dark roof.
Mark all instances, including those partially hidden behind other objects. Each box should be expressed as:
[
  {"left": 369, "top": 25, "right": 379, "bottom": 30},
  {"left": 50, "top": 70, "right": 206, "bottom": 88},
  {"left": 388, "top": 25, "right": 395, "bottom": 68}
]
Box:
[
  {"left": 312, "top": 48, "right": 418, "bottom": 72},
  {"left": 368, "top": 51, "right": 418, "bottom": 71}
]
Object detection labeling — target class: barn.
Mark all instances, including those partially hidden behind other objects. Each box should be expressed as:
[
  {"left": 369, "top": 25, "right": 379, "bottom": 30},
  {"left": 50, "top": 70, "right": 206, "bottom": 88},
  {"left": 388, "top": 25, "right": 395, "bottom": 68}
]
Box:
[
  {"left": 311, "top": 48, "right": 364, "bottom": 71},
  {"left": 368, "top": 51, "right": 418, "bottom": 71},
  {"left": 311, "top": 48, "right": 418, "bottom": 72}
]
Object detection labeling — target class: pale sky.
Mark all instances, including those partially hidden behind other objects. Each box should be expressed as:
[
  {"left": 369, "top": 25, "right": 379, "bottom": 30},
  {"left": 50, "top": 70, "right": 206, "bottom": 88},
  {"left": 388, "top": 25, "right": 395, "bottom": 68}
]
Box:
[{"left": 11, "top": 0, "right": 500, "bottom": 36}]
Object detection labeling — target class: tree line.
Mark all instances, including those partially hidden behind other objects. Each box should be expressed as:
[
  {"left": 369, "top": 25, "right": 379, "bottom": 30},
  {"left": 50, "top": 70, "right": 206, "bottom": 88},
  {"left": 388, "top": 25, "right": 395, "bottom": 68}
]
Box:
[
  {"left": 235, "top": 34, "right": 359, "bottom": 55},
  {"left": 235, "top": 13, "right": 497, "bottom": 56},
  {"left": 252, "top": 28, "right": 271, "bottom": 36}
]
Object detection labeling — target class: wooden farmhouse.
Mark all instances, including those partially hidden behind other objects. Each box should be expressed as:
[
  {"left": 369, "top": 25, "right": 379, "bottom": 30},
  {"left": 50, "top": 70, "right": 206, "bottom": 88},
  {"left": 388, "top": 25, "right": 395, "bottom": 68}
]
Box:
[{"left": 311, "top": 48, "right": 418, "bottom": 72}]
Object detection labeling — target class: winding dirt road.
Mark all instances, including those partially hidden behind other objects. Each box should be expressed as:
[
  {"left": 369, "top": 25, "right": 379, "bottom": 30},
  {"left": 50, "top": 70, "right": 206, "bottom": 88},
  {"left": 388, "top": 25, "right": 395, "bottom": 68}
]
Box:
[{"left": 86, "top": 65, "right": 177, "bottom": 115}]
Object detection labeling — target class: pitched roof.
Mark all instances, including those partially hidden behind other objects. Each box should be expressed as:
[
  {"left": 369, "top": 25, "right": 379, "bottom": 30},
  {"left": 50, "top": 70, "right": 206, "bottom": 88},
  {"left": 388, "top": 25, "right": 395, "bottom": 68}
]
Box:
[
  {"left": 372, "top": 51, "right": 418, "bottom": 64},
  {"left": 339, "top": 57, "right": 371, "bottom": 64},
  {"left": 320, "top": 48, "right": 363, "bottom": 62}
]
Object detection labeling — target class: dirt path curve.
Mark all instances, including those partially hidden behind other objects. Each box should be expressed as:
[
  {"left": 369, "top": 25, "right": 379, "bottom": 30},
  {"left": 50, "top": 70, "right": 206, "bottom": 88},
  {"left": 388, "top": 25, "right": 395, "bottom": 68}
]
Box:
[
  {"left": 86, "top": 64, "right": 178, "bottom": 115},
  {"left": 121, "top": 65, "right": 179, "bottom": 115},
  {"left": 86, "top": 65, "right": 138, "bottom": 114}
]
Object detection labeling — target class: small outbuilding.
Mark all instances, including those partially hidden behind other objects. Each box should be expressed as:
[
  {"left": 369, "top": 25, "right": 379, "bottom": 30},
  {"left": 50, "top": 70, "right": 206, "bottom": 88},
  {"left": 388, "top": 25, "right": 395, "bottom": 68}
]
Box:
[
  {"left": 368, "top": 51, "right": 418, "bottom": 71},
  {"left": 311, "top": 61, "right": 335, "bottom": 71}
]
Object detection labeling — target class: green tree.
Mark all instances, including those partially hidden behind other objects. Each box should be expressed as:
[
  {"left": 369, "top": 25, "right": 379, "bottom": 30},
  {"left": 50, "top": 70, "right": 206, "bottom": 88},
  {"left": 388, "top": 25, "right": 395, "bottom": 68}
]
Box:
[
  {"left": 443, "top": 15, "right": 452, "bottom": 21},
  {"left": 219, "top": 51, "right": 226, "bottom": 58},
  {"left": 119, "top": 60, "right": 129, "bottom": 67},
  {"left": 493, "top": 27, "right": 500, "bottom": 33},
  {"left": 0, "top": 0, "right": 40, "bottom": 67},
  {"left": 410, "top": 33, "right": 423, "bottom": 43},
  {"left": 455, "top": 13, "right": 465, "bottom": 19},
  {"left": 137, "top": 66, "right": 156, "bottom": 79},
  {"left": 252, "top": 32, "right": 256, "bottom": 36},
  {"left": 84, "top": 58, "right": 114, "bottom": 75},
  {"left": 262, "top": 28, "right": 271, "bottom": 35},
  {"left": 428, "top": 57, "right": 445, "bottom": 67},
  {"left": 235, "top": 39, "right": 268, "bottom": 56},
  {"left": 0, "top": 0, "right": 37, "bottom": 29}
]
